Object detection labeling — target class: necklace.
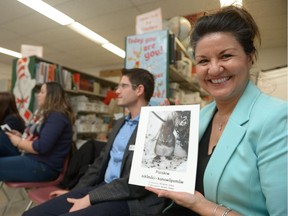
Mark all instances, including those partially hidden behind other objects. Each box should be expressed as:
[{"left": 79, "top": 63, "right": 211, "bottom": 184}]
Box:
[
  {"left": 218, "top": 123, "right": 223, "bottom": 131},
  {"left": 216, "top": 113, "right": 230, "bottom": 132}
]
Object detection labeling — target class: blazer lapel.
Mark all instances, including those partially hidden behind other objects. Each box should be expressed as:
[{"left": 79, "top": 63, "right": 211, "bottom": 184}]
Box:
[
  {"left": 204, "top": 81, "right": 261, "bottom": 201},
  {"left": 121, "top": 127, "right": 138, "bottom": 167},
  {"left": 109, "top": 117, "right": 125, "bottom": 144}
]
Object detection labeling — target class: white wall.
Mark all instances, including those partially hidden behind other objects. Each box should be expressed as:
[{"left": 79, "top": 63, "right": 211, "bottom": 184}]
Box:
[
  {"left": 257, "top": 47, "right": 287, "bottom": 71},
  {"left": 257, "top": 66, "right": 287, "bottom": 100},
  {"left": 0, "top": 62, "right": 13, "bottom": 80}
]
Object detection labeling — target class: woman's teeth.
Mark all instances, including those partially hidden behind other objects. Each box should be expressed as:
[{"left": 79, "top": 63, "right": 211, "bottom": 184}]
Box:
[{"left": 211, "top": 77, "right": 229, "bottom": 84}]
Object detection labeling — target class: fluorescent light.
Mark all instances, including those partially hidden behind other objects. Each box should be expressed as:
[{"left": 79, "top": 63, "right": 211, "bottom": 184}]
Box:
[
  {"left": 102, "top": 43, "right": 126, "bottom": 58},
  {"left": 68, "top": 22, "right": 109, "bottom": 45},
  {"left": 17, "top": 0, "right": 74, "bottom": 25},
  {"left": 220, "top": 0, "right": 242, "bottom": 7},
  {"left": 0, "top": 47, "right": 22, "bottom": 58},
  {"left": 17, "top": 0, "right": 125, "bottom": 59}
]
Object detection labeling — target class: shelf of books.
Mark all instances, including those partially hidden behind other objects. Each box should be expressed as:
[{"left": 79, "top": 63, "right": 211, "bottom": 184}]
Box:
[{"left": 11, "top": 55, "right": 119, "bottom": 142}]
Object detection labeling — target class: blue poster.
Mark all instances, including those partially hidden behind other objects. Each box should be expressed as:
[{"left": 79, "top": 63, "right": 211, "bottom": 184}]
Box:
[{"left": 125, "top": 30, "right": 169, "bottom": 105}]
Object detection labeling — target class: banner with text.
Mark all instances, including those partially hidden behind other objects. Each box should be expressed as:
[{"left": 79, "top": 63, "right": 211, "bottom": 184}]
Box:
[{"left": 125, "top": 30, "right": 169, "bottom": 105}]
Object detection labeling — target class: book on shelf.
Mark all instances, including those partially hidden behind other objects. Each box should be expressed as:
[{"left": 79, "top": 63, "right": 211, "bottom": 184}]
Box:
[
  {"left": 60, "top": 68, "right": 72, "bottom": 90},
  {"left": 129, "top": 104, "right": 200, "bottom": 194},
  {"left": 72, "top": 73, "right": 80, "bottom": 91},
  {"left": 79, "top": 78, "right": 94, "bottom": 92},
  {"left": 46, "top": 63, "right": 56, "bottom": 82},
  {"left": 35, "top": 61, "right": 57, "bottom": 83}
]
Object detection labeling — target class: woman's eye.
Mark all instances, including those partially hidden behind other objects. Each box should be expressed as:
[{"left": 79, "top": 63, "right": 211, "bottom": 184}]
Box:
[
  {"left": 196, "top": 59, "right": 208, "bottom": 65},
  {"left": 221, "top": 54, "right": 232, "bottom": 59}
]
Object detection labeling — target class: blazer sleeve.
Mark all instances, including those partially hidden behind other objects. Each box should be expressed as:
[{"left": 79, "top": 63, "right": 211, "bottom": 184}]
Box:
[{"left": 256, "top": 102, "right": 287, "bottom": 215}]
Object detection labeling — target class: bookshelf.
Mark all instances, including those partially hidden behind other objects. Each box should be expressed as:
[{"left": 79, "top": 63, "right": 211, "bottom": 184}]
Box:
[{"left": 11, "top": 55, "right": 119, "bottom": 142}]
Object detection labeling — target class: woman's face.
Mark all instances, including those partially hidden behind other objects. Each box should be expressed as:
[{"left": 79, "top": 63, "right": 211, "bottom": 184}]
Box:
[
  {"left": 194, "top": 32, "right": 253, "bottom": 103},
  {"left": 37, "top": 84, "right": 47, "bottom": 107}
]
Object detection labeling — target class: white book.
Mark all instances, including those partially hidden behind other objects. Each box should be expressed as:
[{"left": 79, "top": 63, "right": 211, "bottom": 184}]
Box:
[{"left": 129, "top": 104, "right": 200, "bottom": 194}]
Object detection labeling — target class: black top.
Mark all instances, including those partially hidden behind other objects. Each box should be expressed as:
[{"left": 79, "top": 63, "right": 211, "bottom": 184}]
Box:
[{"left": 162, "top": 118, "right": 214, "bottom": 216}]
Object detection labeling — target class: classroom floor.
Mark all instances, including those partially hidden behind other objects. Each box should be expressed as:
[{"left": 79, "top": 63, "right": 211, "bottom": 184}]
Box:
[{"left": 0, "top": 183, "right": 35, "bottom": 216}]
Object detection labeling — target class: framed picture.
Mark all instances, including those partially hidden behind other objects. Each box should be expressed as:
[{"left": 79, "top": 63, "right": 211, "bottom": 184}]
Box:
[{"left": 129, "top": 104, "right": 200, "bottom": 194}]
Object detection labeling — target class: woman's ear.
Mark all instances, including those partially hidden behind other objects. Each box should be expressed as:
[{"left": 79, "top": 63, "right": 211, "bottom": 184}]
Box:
[{"left": 248, "top": 52, "right": 255, "bottom": 68}]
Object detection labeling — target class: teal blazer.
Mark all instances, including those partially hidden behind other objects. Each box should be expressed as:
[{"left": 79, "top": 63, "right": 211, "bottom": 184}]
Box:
[{"left": 200, "top": 81, "right": 287, "bottom": 216}]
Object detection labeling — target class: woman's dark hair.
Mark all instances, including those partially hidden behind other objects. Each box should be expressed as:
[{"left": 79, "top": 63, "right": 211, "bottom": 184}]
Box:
[
  {"left": 121, "top": 68, "right": 155, "bottom": 102},
  {"left": 33, "top": 83, "right": 42, "bottom": 94},
  {"left": 0, "top": 92, "right": 25, "bottom": 125},
  {"left": 191, "top": 5, "right": 261, "bottom": 60},
  {"left": 40, "top": 82, "right": 75, "bottom": 124}
]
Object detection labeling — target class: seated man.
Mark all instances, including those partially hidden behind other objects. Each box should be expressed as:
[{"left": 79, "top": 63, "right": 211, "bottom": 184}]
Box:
[{"left": 23, "top": 68, "right": 166, "bottom": 216}]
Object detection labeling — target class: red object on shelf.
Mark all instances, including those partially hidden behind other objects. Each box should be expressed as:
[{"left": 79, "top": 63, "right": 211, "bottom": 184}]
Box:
[{"left": 103, "top": 90, "right": 118, "bottom": 105}]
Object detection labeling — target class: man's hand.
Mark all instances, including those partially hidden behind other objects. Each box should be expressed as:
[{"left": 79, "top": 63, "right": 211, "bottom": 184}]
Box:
[
  {"left": 49, "top": 189, "right": 69, "bottom": 198},
  {"left": 67, "top": 195, "right": 91, "bottom": 212}
]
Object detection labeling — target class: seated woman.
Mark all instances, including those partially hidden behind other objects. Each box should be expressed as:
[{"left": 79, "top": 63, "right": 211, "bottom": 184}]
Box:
[
  {"left": 0, "top": 82, "right": 75, "bottom": 182},
  {"left": 0, "top": 92, "right": 26, "bottom": 157}
]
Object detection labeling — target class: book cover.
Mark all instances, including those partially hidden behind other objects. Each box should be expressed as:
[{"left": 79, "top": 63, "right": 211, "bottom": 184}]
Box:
[
  {"left": 72, "top": 73, "right": 80, "bottom": 90},
  {"left": 129, "top": 104, "right": 200, "bottom": 194},
  {"left": 47, "top": 64, "right": 56, "bottom": 82}
]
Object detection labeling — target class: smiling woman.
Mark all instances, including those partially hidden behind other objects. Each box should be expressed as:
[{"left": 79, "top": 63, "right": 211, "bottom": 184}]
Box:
[{"left": 146, "top": 5, "right": 287, "bottom": 216}]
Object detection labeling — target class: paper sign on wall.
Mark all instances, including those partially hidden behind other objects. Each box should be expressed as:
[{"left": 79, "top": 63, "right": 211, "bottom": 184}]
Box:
[
  {"left": 21, "top": 44, "right": 43, "bottom": 58},
  {"left": 136, "top": 8, "right": 162, "bottom": 34}
]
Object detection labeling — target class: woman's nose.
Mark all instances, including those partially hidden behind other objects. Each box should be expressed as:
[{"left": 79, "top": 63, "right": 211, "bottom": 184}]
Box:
[{"left": 208, "top": 61, "right": 223, "bottom": 75}]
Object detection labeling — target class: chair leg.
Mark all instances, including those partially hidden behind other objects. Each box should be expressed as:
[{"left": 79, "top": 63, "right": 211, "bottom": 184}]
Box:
[
  {"left": 1, "top": 188, "right": 28, "bottom": 216},
  {"left": 0, "top": 183, "right": 9, "bottom": 203},
  {"left": 1, "top": 189, "right": 18, "bottom": 216},
  {"left": 25, "top": 200, "right": 33, "bottom": 211}
]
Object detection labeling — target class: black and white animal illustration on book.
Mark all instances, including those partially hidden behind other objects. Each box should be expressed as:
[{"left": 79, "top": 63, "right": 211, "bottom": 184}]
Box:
[
  {"left": 153, "top": 112, "right": 176, "bottom": 160},
  {"left": 141, "top": 110, "right": 191, "bottom": 171}
]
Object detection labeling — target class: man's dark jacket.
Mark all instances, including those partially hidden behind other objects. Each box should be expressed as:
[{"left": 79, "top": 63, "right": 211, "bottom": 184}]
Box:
[{"left": 74, "top": 117, "right": 166, "bottom": 216}]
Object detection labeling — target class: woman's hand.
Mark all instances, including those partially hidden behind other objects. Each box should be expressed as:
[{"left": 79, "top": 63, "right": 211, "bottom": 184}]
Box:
[
  {"left": 25, "top": 133, "right": 38, "bottom": 141},
  {"left": 145, "top": 187, "right": 206, "bottom": 211},
  {"left": 6, "top": 131, "right": 37, "bottom": 154},
  {"left": 5, "top": 131, "right": 21, "bottom": 147},
  {"left": 10, "top": 129, "right": 22, "bottom": 137}
]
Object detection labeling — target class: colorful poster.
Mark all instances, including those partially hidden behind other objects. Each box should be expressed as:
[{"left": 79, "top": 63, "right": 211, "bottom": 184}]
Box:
[{"left": 125, "top": 30, "right": 169, "bottom": 105}]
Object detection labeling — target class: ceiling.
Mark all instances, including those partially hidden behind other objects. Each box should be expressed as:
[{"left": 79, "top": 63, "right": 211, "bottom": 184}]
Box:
[{"left": 0, "top": 0, "right": 286, "bottom": 73}]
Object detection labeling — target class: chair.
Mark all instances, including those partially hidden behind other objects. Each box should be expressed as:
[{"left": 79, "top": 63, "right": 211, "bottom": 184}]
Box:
[
  {"left": 1, "top": 156, "right": 69, "bottom": 216},
  {"left": 26, "top": 185, "right": 61, "bottom": 209},
  {"left": 25, "top": 140, "right": 106, "bottom": 210}
]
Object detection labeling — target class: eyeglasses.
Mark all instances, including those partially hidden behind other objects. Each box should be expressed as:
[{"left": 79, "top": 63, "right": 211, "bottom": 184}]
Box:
[{"left": 115, "top": 83, "right": 138, "bottom": 90}]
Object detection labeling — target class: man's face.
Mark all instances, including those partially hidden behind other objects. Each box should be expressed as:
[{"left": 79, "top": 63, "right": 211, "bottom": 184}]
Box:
[{"left": 115, "top": 75, "right": 138, "bottom": 107}]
